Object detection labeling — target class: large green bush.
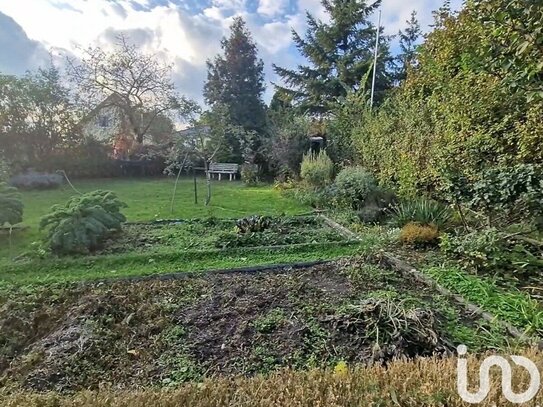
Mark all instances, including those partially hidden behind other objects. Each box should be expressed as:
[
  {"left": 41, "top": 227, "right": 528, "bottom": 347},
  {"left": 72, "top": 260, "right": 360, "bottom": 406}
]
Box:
[
  {"left": 300, "top": 150, "right": 334, "bottom": 188},
  {"left": 40, "top": 190, "right": 127, "bottom": 254},
  {"left": 0, "top": 183, "right": 23, "bottom": 227},
  {"left": 341, "top": 2, "right": 543, "bottom": 198},
  {"left": 444, "top": 164, "right": 543, "bottom": 227},
  {"left": 334, "top": 166, "right": 379, "bottom": 210}
]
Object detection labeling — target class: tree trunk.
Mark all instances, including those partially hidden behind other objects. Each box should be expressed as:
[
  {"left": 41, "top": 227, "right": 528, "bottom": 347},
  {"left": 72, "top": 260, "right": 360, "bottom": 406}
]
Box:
[{"left": 204, "top": 160, "right": 212, "bottom": 206}]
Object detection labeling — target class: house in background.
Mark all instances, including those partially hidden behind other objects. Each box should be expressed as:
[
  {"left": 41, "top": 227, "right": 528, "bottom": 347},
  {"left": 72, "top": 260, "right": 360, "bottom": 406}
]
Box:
[{"left": 80, "top": 94, "right": 137, "bottom": 159}]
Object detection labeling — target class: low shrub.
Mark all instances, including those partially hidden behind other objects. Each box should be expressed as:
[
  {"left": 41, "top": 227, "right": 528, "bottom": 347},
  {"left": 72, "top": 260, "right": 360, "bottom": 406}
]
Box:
[
  {"left": 300, "top": 150, "right": 334, "bottom": 188},
  {"left": 273, "top": 178, "right": 296, "bottom": 191},
  {"left": 40, "top": 190, "right": 127, "bottom": 254},
  {"left": 399, "top": 222, "right": 440, "bottom": 246},
  {"left": 241, "top": 164, "right": 260, "bottom": 186},
  {"left": 334, "top": 166, "right": 380, "bottom": 210},
  {"left": 0, "top": 183, "right": 23, "bottom": 227},
  {"left": 440, "top": 229, "right": 543, "bottom": 274},
  {"left": 10, "top": 171, "right": 64, "bottom": 190},
  {"left": 283, "top": 184, "right": 335, "bottom": 209},
  {"left": 392, "top": 199, "right": 452, "bottom": 230}
]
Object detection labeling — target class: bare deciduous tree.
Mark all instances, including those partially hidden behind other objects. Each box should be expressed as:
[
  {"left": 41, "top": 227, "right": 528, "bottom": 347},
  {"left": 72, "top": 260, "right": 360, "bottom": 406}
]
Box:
[{"left": 68, "top": 35, "right": 199, "bottom": 144}]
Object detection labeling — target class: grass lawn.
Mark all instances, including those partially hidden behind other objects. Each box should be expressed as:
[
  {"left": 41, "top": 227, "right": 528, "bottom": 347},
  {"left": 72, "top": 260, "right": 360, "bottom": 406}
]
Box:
[
  {"left": 0, "top": 177, "right": 373, "bottom": 287},
  {"left": 1, "top": 177, "right": 309, "bottom": 262}
]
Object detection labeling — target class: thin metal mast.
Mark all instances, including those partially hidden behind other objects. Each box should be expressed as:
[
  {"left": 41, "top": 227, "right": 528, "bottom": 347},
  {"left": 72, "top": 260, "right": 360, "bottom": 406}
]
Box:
[{"left": 370, "top": 9, "right": 382, "bottom": 108}]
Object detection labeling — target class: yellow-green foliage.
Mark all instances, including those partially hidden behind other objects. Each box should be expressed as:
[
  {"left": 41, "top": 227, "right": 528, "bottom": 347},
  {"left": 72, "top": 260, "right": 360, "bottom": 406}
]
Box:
[
  {"left": 399, "top": 222, "right": 439, "bottom": 246},
  {"left": 344, "top": 2, "right": 543, "bottom": 198},
  {"left": 300, "top": 150, "right": 334, "bottom": 188},
  {"left": 2, "top": 349, "right": 542, "bottom": 406}
]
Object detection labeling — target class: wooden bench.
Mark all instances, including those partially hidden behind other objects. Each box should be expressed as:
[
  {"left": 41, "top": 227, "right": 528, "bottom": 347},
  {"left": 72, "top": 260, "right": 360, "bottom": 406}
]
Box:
[{"left": 208, "top": 163, "right": 240, "bottom": 181}]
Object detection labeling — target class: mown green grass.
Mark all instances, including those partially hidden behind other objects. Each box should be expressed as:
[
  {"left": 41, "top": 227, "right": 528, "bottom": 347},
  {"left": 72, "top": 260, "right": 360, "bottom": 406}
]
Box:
[
  {"left": 0, "top": 177, "right": 349, "bottom": 287},
  {"left": 0, "top": 242, "right": 362, "bottom": 288},
  {"left": 0, "top": 177, "right": 309, "bottom": 263}
]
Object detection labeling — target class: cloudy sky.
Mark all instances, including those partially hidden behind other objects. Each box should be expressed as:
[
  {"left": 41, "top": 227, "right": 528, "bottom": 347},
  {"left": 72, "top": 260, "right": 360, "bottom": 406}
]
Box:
[{"left": 0, "top": 0, "right": 462, "bottom": 104}]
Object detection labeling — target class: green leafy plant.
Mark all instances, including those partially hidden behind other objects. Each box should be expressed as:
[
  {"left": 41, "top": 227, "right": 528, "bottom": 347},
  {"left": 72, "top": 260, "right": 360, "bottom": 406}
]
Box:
[
  {"left": 440, "top": 229, "right": 543, "bottom": 274},
  {"left": 469, "top": 164, "right": 542, "bottom": 226},
  {"left": 40, "top": 190, "right": 127, "bottom": 254},
  {"left": 300, "top": 150, "right": 334, "bottom": 188},
  {"left": 392, "top": 199, "right": 452, "bottom": 230},
  {"left": 236, "top": 215, "right": 272, "bottom": 234},
  {"left": 0, "top": 182, "right": 23, "bottom": 227},
  {"left": 241, "top": 164, "right": 260, "bottom": 186}
]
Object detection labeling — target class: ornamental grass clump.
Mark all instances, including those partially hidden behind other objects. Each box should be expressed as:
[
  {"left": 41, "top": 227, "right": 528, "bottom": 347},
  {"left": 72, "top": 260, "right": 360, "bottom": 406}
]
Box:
[
  {"left": 392, "top": 199, "right": 452, "bottom": 230},
  {"left": 300, "top": 150, "right": 334, "bottom": 189}
]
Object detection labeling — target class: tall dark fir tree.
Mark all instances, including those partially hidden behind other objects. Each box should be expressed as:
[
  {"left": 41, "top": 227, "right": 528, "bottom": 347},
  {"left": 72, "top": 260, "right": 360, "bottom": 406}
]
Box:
[
  {"left": 204, "top": 17, "right": 266, "bottom": 134},
  {"left": 273, "top": 0, "right": 394, "bottom": 114}
]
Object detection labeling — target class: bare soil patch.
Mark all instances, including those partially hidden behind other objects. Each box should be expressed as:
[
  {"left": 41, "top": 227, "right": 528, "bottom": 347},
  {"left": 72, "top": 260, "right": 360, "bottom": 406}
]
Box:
[{"left": 0, "top": 258, "right": 506, "bottom": 393}]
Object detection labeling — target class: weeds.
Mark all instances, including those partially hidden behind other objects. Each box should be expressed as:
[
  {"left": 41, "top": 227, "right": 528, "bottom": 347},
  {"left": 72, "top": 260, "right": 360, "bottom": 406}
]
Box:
[{"left": 424, "top": 265, "right": 543, "bottom": 336}]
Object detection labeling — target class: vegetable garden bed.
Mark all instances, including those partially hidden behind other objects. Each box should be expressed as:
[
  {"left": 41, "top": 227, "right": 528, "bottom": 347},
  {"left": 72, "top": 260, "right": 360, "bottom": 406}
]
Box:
[
  {"left": 0, "top": 215, "right": 362, "bottom": 287},
  {"left": 0, "top": 257, "right": 512, "bottom": 393},
  {"left": 100, "top": 215, "right": 348, "bottom": 254}
]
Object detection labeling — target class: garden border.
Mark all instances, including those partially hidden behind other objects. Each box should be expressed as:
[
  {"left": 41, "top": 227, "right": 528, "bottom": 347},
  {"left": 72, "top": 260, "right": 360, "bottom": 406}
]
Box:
[
  {"left": 319, "top": 214, "right": 534, "bottom": 342},
  {"left": 99, "top": 259, "right": 335, "bottom": 284},
  {"left": 125, "top": 212, "right": 318, "bottom": 226}
]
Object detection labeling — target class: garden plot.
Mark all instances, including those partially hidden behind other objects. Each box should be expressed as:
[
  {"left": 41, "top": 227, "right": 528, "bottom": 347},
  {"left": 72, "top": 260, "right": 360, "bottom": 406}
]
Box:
[
  {"left": 100, "top": 215, "right": 348, "bottom": 254},
  {"left": 0, "top": 257, "right": 510, "bottom": 393}
]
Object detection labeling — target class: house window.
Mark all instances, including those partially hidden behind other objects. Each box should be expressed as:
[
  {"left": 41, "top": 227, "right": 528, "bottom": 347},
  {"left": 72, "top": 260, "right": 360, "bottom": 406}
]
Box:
[{"left": 98, "top": 115, "right": 110, "bottom": 128}]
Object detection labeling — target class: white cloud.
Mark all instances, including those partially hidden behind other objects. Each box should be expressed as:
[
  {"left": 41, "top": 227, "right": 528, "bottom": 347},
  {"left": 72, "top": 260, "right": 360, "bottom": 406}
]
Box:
[
  {"left": 257, "top": 0, "right": 289, "bottom": 17},
  {"left": 0, "top": 11, "right": 52, "bottom": 75},
  {"left": 0, "top": 0, "right": 465, "bottom": 104}
]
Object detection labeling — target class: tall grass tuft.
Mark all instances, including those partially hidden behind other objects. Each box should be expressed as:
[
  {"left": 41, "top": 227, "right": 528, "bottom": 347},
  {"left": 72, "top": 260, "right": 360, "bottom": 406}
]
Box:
[{"left": 300, "top": 150, "right": 334, "bottom": 189}]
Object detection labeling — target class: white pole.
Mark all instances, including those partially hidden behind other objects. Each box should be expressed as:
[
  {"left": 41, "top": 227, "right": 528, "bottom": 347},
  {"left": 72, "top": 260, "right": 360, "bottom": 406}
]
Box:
[{"left": 370, "top": 9, "right": 382, "bottom": 108}]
